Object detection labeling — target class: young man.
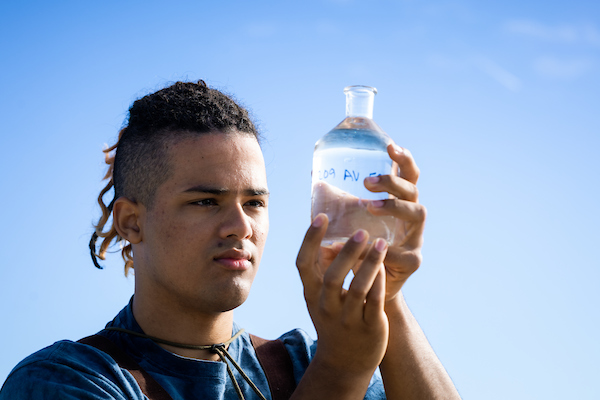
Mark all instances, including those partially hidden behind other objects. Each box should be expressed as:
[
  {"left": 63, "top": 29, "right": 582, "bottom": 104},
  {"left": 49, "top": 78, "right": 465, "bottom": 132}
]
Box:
[{"left": 0, "top": 81, "right": 460, "bottom": 399}]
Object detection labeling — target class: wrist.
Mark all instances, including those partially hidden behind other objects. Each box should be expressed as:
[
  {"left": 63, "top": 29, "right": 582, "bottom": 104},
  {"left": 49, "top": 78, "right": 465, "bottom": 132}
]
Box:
[
  {"left": 384, "top": 290, "right": 407, "bottom": 315},
  {"left": 294, "top": 353, "right": 375, "bottom": 400},
  {"left": 311, "top": 346, "right": 380, "bottom": 378}
]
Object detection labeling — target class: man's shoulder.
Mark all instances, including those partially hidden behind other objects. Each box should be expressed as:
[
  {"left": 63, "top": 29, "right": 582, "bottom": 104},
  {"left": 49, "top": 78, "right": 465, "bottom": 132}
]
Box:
[
  {"left": 271, "top": 328, "right": 317, "bottom": 381},
  {"left": 0, "top": 340, "right": 143, "bottom": 399},
  {"left": 277, "top": 328, "right": 316, "bottom": 349}
]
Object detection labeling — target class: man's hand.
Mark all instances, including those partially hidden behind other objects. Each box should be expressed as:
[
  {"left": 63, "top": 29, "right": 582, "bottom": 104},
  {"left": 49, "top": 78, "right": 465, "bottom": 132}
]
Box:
[
  {"left": 294, "top": 216, "right": 389, "bottom": 398},
  {"left": 364, "top": 144, "right": 426, "bottom": 302},
  {"left": 294, "top": 145, "right": 460, "bottom": 400}
]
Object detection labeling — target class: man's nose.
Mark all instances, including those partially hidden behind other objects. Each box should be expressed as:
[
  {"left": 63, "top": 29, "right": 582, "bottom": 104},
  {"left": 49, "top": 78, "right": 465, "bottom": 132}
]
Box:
[{"left": 219, "top": 204, "right": 253, "bottom": 239}]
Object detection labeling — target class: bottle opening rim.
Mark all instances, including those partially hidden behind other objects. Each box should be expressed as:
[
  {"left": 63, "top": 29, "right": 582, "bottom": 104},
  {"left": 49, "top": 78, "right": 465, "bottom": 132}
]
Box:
[{"left": 344, "top": 85, "right": 377, "bottom": 95}]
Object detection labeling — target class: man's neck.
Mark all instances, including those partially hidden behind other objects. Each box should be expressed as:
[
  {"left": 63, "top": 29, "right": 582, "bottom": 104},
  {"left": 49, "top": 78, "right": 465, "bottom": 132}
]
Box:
[{"left": 131, "top": 293, "right": 235, "bottom": 361}]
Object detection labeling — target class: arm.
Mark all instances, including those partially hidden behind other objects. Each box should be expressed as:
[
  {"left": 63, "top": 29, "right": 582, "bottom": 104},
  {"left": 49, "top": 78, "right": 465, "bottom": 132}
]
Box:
[
  {"left": 365, "top": 144, "right": 460, "bottom": 399},
  {"left": 380, "top": 294, "right": 461, "bottom": 399}
]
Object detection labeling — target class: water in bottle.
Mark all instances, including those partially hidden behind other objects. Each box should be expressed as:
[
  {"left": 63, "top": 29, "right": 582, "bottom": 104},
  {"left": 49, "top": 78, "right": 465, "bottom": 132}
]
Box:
[{"left": 311, "top": 85, "right": 399, "bottom": 246}]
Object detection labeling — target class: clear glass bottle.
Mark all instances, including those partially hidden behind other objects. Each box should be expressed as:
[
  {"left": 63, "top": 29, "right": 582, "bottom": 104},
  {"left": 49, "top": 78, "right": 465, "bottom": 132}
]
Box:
[{"left": 311, "top": 85, "right": 398, "bottom": 246}]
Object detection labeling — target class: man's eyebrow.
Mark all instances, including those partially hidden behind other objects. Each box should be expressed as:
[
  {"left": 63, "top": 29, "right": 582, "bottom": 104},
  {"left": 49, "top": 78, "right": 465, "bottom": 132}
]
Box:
[{"left": 183, "top": 185, "right": 269, "bottom": 196}]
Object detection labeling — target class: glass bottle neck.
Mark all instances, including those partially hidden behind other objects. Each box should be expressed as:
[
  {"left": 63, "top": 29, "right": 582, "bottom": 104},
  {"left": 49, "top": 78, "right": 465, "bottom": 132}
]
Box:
[{"left": 344, "top": 85, "right": 377, "bottom": 119}]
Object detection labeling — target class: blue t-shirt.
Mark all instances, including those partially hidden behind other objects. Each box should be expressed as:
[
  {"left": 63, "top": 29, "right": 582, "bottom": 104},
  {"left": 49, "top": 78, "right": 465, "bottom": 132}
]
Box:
[{"left": 0, "top": 300, "right": 385, "bottom": 399}]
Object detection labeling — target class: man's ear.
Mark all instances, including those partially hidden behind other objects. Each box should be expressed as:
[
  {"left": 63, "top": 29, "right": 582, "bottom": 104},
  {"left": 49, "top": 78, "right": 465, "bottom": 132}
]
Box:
[{"left": 113, "top": 197, "right": 144, "bottom": 244}]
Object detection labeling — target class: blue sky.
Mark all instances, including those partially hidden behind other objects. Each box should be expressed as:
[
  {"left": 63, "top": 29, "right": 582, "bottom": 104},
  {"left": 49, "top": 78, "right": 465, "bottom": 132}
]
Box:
[{"left": 1, "top": 0, "right": 598, "bottom": 398}]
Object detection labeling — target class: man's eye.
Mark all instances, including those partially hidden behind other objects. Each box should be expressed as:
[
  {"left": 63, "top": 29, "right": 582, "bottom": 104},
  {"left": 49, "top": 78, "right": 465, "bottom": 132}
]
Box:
[
  {"left": 194, "top": 199, "right": 217, "bottom": 206},
  {"left": 245, "top": 200, "right": 265, "bottom": 208}
]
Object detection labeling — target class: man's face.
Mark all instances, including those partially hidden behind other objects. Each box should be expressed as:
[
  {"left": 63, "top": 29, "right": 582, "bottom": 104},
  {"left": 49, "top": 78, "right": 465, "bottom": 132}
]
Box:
[{"left": 134, "top": 132, "right": 269, "bottom": 315}]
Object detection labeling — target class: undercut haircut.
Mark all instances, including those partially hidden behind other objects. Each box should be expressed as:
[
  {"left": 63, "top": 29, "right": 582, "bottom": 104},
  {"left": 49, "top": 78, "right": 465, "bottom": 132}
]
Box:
[{"left": 90, "top": 80, "right": 259, "bottom": 274}]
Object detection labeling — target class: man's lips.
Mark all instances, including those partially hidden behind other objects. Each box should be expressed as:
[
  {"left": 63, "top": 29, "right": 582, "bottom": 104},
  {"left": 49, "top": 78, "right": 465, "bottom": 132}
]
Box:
[{"left": 214, "top": 249, "right": 252, "bottom": 270}]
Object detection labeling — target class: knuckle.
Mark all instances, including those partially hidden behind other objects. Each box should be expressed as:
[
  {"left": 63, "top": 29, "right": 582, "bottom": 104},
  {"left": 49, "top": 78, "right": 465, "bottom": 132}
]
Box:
[
  {"left": 403, "top": 251, "right": 422, "bottom": 272},
  {"left": 414, "top": 204, "right": 427, "bottom": 221},
  {"left": 322, "top": 273, "right": 339, "bottom": 290},
  {"left": 406, "top": 184, "right": 419, "bottom": 202},
  {"left": 295, "top": 256, "right": 307, "bottom": 269},
  {"left": 348, "top": 285, "right": 369, "bottom": 300},
  {"left": 414, "top": 166, "right": 421, "bottom": 180}
]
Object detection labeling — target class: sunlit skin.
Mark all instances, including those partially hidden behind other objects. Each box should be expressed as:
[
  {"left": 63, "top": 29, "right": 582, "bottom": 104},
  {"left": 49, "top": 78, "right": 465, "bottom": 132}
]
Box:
[{"left": 112, "top": 132, "right": 269, "bottom": 360}]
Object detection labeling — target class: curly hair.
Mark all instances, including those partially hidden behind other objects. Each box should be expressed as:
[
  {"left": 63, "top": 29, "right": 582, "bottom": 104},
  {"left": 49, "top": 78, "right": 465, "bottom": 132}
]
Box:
[{"left": 90, "top": 80, "right": 259, "bottom": 275}]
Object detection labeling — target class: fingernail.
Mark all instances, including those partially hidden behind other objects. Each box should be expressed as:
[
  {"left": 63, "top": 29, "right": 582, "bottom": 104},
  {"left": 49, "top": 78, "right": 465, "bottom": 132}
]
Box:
[
  {"left": 312, "top": 214, "right": 324, "bottom": 228},
  {"left": 371, "top": 200, "right": 385, "bottom": 208},
  {"left": 375, "top": 238, "right": 387, "bottom": 252},
  {"left": 393, "top": 144, "right": 404, "bottom": 156},
  {"left": 352, "top": 230, "right": 367, "bottom": 243},
  {"left": 366, "top": 176, "right": 380, "bottom": 184}
]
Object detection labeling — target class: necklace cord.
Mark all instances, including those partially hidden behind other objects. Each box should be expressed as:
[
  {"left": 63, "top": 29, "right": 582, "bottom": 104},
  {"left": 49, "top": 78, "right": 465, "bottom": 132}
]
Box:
[
  {"left": 104, "top": 327, "right": 267, "bottom": 400},
  {"left": 104, "top": 327, "right": 244, "bottom": 350}
]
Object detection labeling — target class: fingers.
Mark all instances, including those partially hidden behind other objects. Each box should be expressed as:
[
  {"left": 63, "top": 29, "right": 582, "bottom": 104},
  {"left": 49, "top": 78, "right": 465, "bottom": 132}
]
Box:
[
  {"left": 363, "top": 144, "right": 426, "bottom": 250},
  {"left": 384, "top": 248, "right": 422, "bottom": 278},
  {"left": 344, "top": 238, "right": 387, "bottom": 323},
  {"left": 296, "top": 214, "right": 329, "bottom": 293},
  {"left": 363, "top": 144, "right": 420, "bottom": 201},
  {"left": 297, "top": 216, "right": 388, "bottom": 311},
  {"left": 321, "top": 230, "right": 369, "bottom": 307},
  {"left": 364, "top": 263, "right": 386, "bottom": 325},
  {"left": 368, "top": 199, "right": 427, "bottom": 222},
  {"left": 388, "top": 143, "right": 420, "bottom": 184},
  {"left": 369, "top": 201, "right": 426, "bottom": 249},
  {"left": 365, "top": 174, "right": 418, "bottom": 202}
]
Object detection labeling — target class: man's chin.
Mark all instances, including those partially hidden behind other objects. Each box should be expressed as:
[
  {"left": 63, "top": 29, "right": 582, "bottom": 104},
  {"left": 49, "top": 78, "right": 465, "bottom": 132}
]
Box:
[{"left": 208, "top": 284, "right": 253, "bottom": 313}]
